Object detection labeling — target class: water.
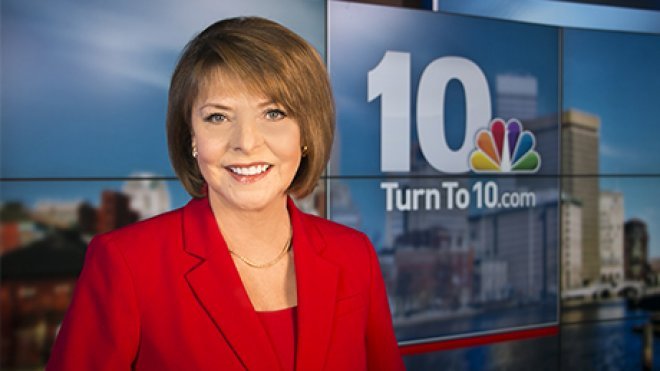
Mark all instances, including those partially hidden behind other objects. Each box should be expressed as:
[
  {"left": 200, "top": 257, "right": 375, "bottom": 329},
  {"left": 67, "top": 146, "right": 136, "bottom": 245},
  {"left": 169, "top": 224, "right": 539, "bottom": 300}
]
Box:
[{"left": 403, "top": 298, "right": 660, "bottom": 370}]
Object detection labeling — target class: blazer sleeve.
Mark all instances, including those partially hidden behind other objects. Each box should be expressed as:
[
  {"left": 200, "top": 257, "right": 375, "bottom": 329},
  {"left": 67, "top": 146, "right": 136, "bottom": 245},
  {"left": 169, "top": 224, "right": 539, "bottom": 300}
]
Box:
[
  {"left": 47, "top": 235, "right": 140, "bottom": 370},
  {"left": 363, "top": 234, "right": 406, "bottom": 371}
]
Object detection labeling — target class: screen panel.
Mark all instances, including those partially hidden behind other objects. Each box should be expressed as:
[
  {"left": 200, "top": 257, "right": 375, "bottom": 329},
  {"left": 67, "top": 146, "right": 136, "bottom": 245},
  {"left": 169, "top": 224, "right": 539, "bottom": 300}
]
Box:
[
  {"left": 328, "top": 1, "right": 560, "bottom": 344},
  {"left": 0, "top": 0, "right": 326, "bottom": 178}
]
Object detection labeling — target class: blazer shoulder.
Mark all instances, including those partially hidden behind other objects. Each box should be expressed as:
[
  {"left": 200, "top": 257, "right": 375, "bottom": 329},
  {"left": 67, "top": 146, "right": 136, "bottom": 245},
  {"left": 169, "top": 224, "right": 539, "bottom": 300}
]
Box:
[
  {"left": 299, "top": 212, "right": 375, "bottom": 271},
  {"left": 301, "top": 212, "right": 370, "bottom": 246},
  {"left": 298, "top": 213, "right": 380, "bottom": 299}
]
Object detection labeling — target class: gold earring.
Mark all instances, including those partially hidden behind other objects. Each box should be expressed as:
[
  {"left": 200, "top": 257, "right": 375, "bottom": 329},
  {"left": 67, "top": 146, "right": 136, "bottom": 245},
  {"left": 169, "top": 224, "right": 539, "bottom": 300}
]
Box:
[{"left": 301, "top": 145, "right": 308, "bottom": 157}]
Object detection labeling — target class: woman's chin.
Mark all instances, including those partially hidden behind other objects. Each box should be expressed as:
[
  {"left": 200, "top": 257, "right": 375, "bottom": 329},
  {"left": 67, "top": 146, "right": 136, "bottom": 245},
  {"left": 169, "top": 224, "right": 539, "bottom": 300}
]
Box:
[{"left": 211, "top": 189, "right": 286, "bottom": 213}]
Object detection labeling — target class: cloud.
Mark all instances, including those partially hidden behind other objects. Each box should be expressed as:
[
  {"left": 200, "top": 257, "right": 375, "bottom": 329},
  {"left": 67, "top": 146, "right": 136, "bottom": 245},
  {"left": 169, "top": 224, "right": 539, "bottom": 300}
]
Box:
[
  {"left": 6, "top": 0, "right": 325, "bottom": 91},
  {"left": 600, "top": 141, "right": 640, "bottom": 162},
  {"left": 600, "top": 142, "right": 623, "bottom": 158}
]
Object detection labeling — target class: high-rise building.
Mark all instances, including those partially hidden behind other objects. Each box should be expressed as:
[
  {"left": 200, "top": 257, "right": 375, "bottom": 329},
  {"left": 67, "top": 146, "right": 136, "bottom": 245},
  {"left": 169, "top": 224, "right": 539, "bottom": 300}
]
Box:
[
  {"left": 408, "top": 143, "right": 471, "bottom": 253},
  {"left": 624, "top": 219, "right": 649, "bottom": 281},
  {"left": 561, "top": 195, "right": 583, "bottom": 289},
  {"left": 96, "top": 191, "right": 138, "bottom": 234},
  {"left": 561, "top": 109, "right": 600, "bottom": 283},
  {"left": 599, "top": 191, "right": 624, "bottom": 284},
  {"left": 77, "top": 202, "right": 97, "bottom": 236},
  {"left": 496, "top": 74, "right": 538, "bottom": 120},
  {"left": 393, "top": 227, "right": 473, "bottom": 316},
  {"left": 470, "top": 199, "right": 558, "bottom": 301},
  {"left": 122, "top": 174, "right": 171, "bottom": 220}
]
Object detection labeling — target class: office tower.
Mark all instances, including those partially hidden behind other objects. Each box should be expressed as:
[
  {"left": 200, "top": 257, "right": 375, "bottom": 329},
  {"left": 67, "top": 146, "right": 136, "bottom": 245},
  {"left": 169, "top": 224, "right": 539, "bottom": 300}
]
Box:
[
  {"left": 561, "top": 195, "right": 583, "bottom": 289},
  {"left": 599, "top": 191, "right": 624, "bottom": 283},
  {"left": 496, "top": 74, "right": 538, "bottom": 120},
  {"left": 96, "top": 190, "right": 138, "bottom": 234},
  {"left": 624, "top": 219, "right": 649, "bottom": 281},
  {"left": 561, "top": 109, "right": 600, "bottom": 283},
  {"left": 122, "top": 173, "right": 171, "bottom": 220},
  {"left": 470, "top": 200, "right": 558, "bottom": 301}
]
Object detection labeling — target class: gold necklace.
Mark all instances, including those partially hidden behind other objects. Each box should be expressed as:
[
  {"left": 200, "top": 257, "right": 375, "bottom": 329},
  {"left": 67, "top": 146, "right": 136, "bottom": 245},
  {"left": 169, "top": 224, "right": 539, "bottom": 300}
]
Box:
[{"left": 228, "top": 227, "right": 292, "bottom": 269}]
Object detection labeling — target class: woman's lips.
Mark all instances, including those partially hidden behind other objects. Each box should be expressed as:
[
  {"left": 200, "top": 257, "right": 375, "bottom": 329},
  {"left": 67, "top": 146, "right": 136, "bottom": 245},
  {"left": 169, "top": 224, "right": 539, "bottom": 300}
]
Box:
[{"left": 225, "top": 163, "right": 272, "bottom": 184}]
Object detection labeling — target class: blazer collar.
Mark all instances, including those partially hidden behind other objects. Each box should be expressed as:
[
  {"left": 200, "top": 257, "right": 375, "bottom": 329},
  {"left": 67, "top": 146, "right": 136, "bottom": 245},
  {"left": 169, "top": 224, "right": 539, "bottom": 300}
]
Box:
[{"left": 182, "top": 197, "right": 339, "bottom": 371}]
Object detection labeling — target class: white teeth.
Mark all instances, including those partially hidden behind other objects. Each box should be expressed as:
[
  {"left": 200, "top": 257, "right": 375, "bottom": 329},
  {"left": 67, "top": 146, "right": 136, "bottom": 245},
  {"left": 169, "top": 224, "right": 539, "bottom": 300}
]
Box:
[{"left": 230, "top": 164, "right": 270, "bottom": 176}]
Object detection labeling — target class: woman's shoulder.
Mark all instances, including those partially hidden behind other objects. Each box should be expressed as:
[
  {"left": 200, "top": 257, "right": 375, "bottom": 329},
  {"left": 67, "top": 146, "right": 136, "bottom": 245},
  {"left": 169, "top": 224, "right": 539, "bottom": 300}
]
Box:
[
  {"left": 299, "top": 212, "right": 370, "bottom": 245},
  {"left": 298, "top": 212, "right": 380, "bottom": 294},
  {"left": 297, "top": 212, "right": 377, "bottom": 270}
]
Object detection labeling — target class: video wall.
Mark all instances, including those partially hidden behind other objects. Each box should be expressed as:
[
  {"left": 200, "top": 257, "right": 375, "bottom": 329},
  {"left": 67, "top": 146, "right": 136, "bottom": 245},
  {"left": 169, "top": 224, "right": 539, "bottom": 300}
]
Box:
[{"left": 2, "top": 0, "right": 660, "bottom": 370}]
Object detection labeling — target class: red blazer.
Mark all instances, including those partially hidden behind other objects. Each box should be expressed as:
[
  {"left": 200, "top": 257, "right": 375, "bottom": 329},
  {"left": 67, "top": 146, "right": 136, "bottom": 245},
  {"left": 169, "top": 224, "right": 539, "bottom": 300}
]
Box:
[{"left": 47, "top": 197, "right": 405, "bottom": 370}]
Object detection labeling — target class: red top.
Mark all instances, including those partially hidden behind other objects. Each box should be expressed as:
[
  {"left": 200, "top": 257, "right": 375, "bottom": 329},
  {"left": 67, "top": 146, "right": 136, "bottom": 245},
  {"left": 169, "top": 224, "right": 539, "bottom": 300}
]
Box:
[{"left": 256, "top": 306, "right": 298, "bottom": 371}]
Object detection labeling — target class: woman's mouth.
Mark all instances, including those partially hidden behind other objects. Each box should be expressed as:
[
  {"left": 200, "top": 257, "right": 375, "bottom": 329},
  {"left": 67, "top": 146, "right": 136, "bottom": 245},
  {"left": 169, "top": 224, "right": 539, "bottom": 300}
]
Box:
[{"left": 226, "top": 163, "right": 272, "bottom": 183}]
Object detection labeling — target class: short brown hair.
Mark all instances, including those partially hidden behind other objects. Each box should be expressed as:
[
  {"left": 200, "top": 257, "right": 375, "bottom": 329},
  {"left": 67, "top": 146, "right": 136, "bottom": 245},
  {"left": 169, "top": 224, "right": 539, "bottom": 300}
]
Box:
[{"left": 167, "top": 17, "right": 334, "bottom": 199}]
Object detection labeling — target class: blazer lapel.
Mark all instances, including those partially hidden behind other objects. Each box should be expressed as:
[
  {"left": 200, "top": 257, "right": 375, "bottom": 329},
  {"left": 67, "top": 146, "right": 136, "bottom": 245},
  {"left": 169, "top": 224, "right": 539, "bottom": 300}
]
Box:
[
  {"left": 181, "top": 198, "right": 281, "bottom": 371},
  {"left": 288, "top": 199, "right": 340, "bottom": 371}
]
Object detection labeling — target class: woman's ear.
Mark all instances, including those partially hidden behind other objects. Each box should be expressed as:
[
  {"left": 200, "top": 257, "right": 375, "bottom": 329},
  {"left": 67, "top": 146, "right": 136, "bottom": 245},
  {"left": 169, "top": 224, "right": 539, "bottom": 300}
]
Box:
[{"left": 191, "top": 136, "right": 198, "bottom": 159}]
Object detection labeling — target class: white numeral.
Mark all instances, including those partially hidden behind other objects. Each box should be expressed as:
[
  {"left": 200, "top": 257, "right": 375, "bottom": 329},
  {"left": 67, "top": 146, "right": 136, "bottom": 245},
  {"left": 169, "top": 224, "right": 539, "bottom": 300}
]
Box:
[{"left": 369, "top": 52, "right": 491, "bottom": 173}]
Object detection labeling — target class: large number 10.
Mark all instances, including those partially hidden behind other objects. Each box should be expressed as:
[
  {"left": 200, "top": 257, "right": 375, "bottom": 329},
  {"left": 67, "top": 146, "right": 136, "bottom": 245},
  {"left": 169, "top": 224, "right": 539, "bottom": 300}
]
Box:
[{"left": 368, "top": 51, "right": 492, "bottom": 173}]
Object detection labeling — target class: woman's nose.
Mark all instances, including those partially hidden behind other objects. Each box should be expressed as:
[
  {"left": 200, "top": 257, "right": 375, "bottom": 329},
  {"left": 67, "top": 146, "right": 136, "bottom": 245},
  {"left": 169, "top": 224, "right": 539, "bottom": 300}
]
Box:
[{"left": 231, "top": 119, "right": 263, "bottom": 153}]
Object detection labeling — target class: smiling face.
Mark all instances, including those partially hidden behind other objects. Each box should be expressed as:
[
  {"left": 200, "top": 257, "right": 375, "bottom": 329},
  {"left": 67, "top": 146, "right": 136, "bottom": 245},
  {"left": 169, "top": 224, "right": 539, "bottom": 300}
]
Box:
[{"left": 191, "top": 74, "right": 302, "bottom": 213}]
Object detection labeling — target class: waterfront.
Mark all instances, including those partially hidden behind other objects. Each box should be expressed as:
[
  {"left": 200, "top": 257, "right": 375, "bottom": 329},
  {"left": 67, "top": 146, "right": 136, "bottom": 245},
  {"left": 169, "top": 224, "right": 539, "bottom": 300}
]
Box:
[
  {"left": 560, "top": 299, "right": 659, "bottom": 370},
  {"left": 396, "top": 300, "right": 556, "bottom": 341},
  {"left": 403, "top": 298, "right": 660, "bottom": 370}
]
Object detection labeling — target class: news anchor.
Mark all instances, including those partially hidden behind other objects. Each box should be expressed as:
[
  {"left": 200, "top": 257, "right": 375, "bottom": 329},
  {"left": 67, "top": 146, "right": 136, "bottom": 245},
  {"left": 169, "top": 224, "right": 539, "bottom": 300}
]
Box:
[{"left": 47, "top": 17, "right": 404, "bottom": 370}]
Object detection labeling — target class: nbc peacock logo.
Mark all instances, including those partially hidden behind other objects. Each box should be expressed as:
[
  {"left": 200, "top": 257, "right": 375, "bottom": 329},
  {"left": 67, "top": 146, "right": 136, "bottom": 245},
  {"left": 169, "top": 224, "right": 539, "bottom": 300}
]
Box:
[{"left": 469, "top": 118, "right": 541, "bottom": 173}]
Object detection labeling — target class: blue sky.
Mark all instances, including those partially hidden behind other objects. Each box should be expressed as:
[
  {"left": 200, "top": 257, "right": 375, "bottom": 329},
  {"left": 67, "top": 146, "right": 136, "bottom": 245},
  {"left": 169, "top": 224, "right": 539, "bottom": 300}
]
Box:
[
  {"left": 1, "top": 0, "right": 325, "bottom": 178},
  {"left": 563, "top": 28, "right": 660, "bottom": 258},
  {"left": 564, "top": 28, "right": 660, "bottom": 174}
]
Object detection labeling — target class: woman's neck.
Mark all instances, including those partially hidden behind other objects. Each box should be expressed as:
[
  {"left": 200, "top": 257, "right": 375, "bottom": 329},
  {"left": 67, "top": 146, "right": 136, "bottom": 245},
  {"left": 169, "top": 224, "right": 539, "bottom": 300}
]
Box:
[{"left": 208, "top": 194, "right": 292, "bottom": 259}]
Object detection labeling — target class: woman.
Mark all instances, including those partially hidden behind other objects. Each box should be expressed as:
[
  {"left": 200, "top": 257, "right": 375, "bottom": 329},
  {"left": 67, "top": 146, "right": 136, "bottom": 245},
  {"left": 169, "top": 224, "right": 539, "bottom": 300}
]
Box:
[{"left": 47, "top": 17, "right": 404, "bottom": 370}]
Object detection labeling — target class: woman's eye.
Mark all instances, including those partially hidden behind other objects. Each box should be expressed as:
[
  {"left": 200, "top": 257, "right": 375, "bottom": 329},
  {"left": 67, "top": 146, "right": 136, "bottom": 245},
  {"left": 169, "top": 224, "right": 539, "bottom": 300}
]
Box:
[
  {"left": 265, "top": 109, "right": 286, "bottom": 120},
  {"left": 204, "top": 113, "right": 227, "bottom": 123}
]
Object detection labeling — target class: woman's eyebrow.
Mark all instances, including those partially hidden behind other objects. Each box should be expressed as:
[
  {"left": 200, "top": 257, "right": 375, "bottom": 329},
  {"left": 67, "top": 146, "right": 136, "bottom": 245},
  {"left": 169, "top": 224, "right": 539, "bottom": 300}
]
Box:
[
  {"left": 198, "top": 102, "right": 232, "bottom": 111},
  {"left": 257, "top": 100, "right": 280, "bottom": 108}
]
